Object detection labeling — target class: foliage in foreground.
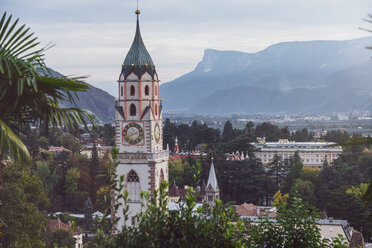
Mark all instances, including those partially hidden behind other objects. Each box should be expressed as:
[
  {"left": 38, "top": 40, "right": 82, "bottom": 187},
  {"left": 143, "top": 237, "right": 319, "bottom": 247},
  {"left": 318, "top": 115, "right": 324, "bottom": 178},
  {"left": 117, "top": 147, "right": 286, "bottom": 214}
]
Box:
[
  {"left": 95, "top": 154, "right": 348, "bottom": 248},
  {"left": 0, "top": 163, "right": 49, "bottom": 247}
]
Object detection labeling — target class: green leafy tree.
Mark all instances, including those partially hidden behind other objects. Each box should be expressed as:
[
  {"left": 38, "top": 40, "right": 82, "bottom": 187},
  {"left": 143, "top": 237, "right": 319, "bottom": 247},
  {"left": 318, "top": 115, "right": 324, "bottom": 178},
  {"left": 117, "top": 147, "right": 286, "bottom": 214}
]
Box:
[
  {"left": 64, "top": 168, "right": 80, "bottom": 194},
  {"left": 217, "top": 159, "right": 268, "bottom": 204},
  {"left": 34, "top": 160, "right": 59, "bottom": 195},
  {"left": 168, "top": 159, "right": 195, "bottom": 187},
  {"left": 222, "top": 120, "right": 234, "bottom": 142},
  {"left": 254, "top": 122, "right": 280, "bottom": 142},
  {"left": 102, "top": 123, "right": 115, "bottom": 146},
  {"left": 90, "top": 143, "right": 100, "bottom": 202},
  {"left": 281, "top": 160, "right": 303, "bottom": 193},
  {"left": 45, "top": 229, "right": 76, "bottom": 248},
  {"left": 84, "top": 197, "right": 94, "bottom": 231},
  {"left": 268, "top": 154, "right": 289, "bottom": 191},
  {"left": 290, "top": 128, "right": 312, "bottom": 142},
  {"left": 59, "top": 133, "right": 82, "bottom": 153},
  {"left": 0, "top": 164, "right": 49, "bottom": 247},
  {"left": 163, "top": 118, "right": 176, "bottom": 150},
  {"left": 36, "top": 136, "right": 50, "bottom": 150},
  {"left": 248, "top": 197, "right": 345, "bottom": 248},
  {"left": 98, "top": 182, "right": 245, "bottom": 248}
]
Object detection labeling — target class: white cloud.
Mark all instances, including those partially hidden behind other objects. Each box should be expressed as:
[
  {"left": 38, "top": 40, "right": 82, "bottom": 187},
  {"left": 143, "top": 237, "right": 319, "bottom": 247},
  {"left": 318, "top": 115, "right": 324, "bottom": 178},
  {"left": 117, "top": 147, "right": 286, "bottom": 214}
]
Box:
[{"left": 3, "top": 0, "right": 372, "bottom": 95}]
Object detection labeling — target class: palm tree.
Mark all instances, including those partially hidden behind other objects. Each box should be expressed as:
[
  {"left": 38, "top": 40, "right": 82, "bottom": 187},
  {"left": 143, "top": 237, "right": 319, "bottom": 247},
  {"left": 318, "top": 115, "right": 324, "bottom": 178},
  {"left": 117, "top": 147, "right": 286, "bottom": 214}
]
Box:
[{"left": 0, "top": 12, "right": 95, "bottom": 164}]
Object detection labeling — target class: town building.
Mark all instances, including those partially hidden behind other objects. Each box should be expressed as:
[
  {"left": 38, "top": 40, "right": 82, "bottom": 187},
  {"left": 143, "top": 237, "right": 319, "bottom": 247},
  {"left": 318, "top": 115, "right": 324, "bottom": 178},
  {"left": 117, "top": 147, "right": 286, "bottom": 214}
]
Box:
[
  {"left": 235, "top": 203, "right": 277, "bottom": 218},
  {"left": 169, "top": 137, "right": 208, "bottom": 161},
  {"left": 113, "top": 9, "right": 169, "bottom": 229},
  {"left": 168, "top": 184, "right": 206, "bottom": 203},
  {"left": 80, "top": 144, "right": 112, "bottom": 159},
  {"left": 168, "top": 159, "right": 218, "bottom": 205},
  {"left": 251, "top": 138, "right": 342, "bottom": 167}
]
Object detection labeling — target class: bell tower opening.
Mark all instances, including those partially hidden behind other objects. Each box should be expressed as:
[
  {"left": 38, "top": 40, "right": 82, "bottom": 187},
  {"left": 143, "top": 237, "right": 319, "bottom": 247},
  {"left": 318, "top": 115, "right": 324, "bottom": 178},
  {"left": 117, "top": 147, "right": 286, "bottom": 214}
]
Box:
[
  {"left": 130, "top": 85, "right": 135, "bottom": 96},
  {"left": 130, "top": 104, "right": 136, "bottom": 116}
]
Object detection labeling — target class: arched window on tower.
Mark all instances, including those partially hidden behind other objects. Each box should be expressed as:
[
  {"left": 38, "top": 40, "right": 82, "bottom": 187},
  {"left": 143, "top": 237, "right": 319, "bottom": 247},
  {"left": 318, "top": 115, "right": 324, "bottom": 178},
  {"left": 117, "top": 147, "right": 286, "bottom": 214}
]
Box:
[
  {"left": 130, "top": 85, "right": 135, "bottom": 96},
  {"left": 130, "top": 104, "right": 136, "bottom": 116},
  {"left": 126, "top": 170, "right": 140, "bottom": 202},
  {"left": 155, "top": 104, "right": 158, "bottom": 115},
  {"left": 145, "top": 85, "right": 149, "bottom": 96},
  {"left": 155, "top": 85, "right": 157, "bottom": 96},
  {"left": 121, "top": 86, "right": 123, "bottom": 96},
  {"left": 159, "top": 169, "right": 164, "bottom": 187}
]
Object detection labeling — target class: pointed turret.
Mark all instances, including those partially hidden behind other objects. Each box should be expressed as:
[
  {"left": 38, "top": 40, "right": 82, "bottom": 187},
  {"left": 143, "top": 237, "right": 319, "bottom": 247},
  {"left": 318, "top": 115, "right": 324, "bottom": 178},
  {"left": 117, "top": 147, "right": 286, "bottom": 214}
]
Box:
[
  {"left": 121, "top": 9, "right": 156, "bottom": 79},
  {"left": 206, "top": 158, "right": 220, "bottom": 205},
  {"left": 207, "top": 159, "right": 218, "bottom": 191}
]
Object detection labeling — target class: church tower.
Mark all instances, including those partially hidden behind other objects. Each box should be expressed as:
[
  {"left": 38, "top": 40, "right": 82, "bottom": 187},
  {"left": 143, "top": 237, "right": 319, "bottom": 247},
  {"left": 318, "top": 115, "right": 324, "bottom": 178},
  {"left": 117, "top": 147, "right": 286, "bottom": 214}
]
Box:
[
  {"left": 205, "top": 158, "right": 220, "bottom": 206},
  {"left": 114, "top": 9, "right": 169, "bottom": 228}
]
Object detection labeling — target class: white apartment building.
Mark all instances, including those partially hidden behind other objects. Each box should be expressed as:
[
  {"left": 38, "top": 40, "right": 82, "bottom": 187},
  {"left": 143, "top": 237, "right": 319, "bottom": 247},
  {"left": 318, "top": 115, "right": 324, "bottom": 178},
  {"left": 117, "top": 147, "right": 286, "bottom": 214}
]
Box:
[{"left": 252, "top": 139, "right": 342, "bottom": 168}]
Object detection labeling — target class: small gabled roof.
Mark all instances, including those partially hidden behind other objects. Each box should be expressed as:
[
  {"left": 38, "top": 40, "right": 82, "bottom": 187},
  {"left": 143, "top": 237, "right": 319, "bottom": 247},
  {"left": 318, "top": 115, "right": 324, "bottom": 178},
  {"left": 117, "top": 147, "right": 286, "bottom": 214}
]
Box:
[{"left": 206, "top": 159, "right": 219, "bottom": 191}]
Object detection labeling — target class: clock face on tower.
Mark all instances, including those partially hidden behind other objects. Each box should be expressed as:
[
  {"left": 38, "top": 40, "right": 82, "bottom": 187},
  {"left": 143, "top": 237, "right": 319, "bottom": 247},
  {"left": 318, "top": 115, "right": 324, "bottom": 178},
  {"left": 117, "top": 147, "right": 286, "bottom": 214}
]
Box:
[
  {"left": 154, "top": 123, "right": 161, "bottom": 143},
  {"left": 123, "top": 122, "right": 144, "bottom": 145}
]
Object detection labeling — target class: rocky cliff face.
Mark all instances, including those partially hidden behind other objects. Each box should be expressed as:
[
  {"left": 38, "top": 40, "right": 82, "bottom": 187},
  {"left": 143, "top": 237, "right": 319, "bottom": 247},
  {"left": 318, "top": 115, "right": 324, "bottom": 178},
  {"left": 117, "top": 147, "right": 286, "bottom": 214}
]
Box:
[{"left": 160, "top": 37, "right": 372, "bottom": 114}]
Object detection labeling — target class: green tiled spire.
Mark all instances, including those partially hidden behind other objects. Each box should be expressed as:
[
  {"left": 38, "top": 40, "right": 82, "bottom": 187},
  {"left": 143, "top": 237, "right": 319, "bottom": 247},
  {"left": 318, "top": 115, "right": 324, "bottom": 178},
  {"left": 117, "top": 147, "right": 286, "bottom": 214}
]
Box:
[{"left": 122, "top": 10, "right": 156, "bottom": 79}]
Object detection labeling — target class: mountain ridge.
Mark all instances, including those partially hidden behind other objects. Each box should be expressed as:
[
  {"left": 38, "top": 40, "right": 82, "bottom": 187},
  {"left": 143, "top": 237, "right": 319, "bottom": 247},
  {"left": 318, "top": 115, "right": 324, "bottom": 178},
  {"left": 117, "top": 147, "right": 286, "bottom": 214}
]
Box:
[
  {"left": 160, "top": 36, "right": 372, "bottom": 114},
  {"left": 48, "top": 68, "right": 116, "bottom": 123}
]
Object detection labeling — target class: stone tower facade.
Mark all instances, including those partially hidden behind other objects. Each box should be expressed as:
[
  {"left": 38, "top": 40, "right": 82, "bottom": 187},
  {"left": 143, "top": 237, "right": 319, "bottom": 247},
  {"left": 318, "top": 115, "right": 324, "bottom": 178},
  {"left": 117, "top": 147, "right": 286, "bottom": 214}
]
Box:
[{"left": 114, "top": 9, "right": 169, "bottom": 228}]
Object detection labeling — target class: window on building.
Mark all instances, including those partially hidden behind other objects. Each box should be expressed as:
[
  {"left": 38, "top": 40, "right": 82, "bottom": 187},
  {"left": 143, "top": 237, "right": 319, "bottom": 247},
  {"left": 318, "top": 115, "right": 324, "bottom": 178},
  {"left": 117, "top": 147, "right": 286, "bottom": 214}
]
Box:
[
  {"left": 155, "top": 85, "right": 158, "bottom": 95},
  {"left": 145, "top": 85, "right": 149, "bottom": 96},
  {"left": 130, "top": 104, "right": 136, "bottom": 116},
  {"left": 155, "top": 104, "right": 158, "bottom": 115},
  {"left": 126, "top": 170, "right": 140, "bottom": 202},
  {"left": 130, "top": 85, "right": 135, "bottom": 96},
  {"left": 208, "top": 195, "right": 214, "bottom": 202},
  {"left": 121, "top": 86, "right": 123, "bottom": 96},
  {"left": 131, "top": 216, "right": 136, "bottom": 225}
]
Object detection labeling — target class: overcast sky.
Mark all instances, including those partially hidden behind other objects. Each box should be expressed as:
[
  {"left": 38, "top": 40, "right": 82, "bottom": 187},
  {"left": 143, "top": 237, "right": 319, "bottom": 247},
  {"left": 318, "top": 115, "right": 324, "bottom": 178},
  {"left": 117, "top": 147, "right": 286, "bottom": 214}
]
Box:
[{"left": 3, "top": 0, "right": 372, "bottom": 96}]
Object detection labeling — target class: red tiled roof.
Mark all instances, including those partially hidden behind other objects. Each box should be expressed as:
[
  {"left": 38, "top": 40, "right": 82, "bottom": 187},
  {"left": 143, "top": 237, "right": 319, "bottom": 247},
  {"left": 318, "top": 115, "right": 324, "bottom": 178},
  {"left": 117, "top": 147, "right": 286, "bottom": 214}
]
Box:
[
  {"left": 235, "top": 203, "right": 258, "bottom": 216},
  {"left": 48, "top": 146, "right": 72, "bottom": 153},
  {"left": 235, "top": 203, "right": 277, "bottom": 217}
]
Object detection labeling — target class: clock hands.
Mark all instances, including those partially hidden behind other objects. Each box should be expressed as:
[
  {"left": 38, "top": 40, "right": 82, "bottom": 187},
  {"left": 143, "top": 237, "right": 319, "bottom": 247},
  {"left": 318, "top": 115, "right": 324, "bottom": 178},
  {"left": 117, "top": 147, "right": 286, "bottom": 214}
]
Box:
[{"left": 123, "top": 123, "right": 143, "bottom": 144}]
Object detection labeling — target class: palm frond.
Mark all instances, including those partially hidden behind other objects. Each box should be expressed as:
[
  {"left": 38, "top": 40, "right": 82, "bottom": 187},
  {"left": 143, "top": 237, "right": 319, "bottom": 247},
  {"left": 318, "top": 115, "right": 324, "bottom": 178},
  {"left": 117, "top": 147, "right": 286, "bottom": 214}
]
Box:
[
  {"left": 0, "top": 118, "right": 30, "bottom": 164},
  {"left": 0, "top": 11, "right": 97, "bottom": 164}
]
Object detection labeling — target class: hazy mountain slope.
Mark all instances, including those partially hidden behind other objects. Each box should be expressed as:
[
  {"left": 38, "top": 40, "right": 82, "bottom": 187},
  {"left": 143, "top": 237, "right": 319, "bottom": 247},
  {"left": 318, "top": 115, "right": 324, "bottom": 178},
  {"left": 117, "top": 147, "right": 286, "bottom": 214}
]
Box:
[
  {"left": 160, "top": 37, "right": 372, "bottom": 114},
  {"left": 48, "top": 69, "right": 115, "bottom": 123}
]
